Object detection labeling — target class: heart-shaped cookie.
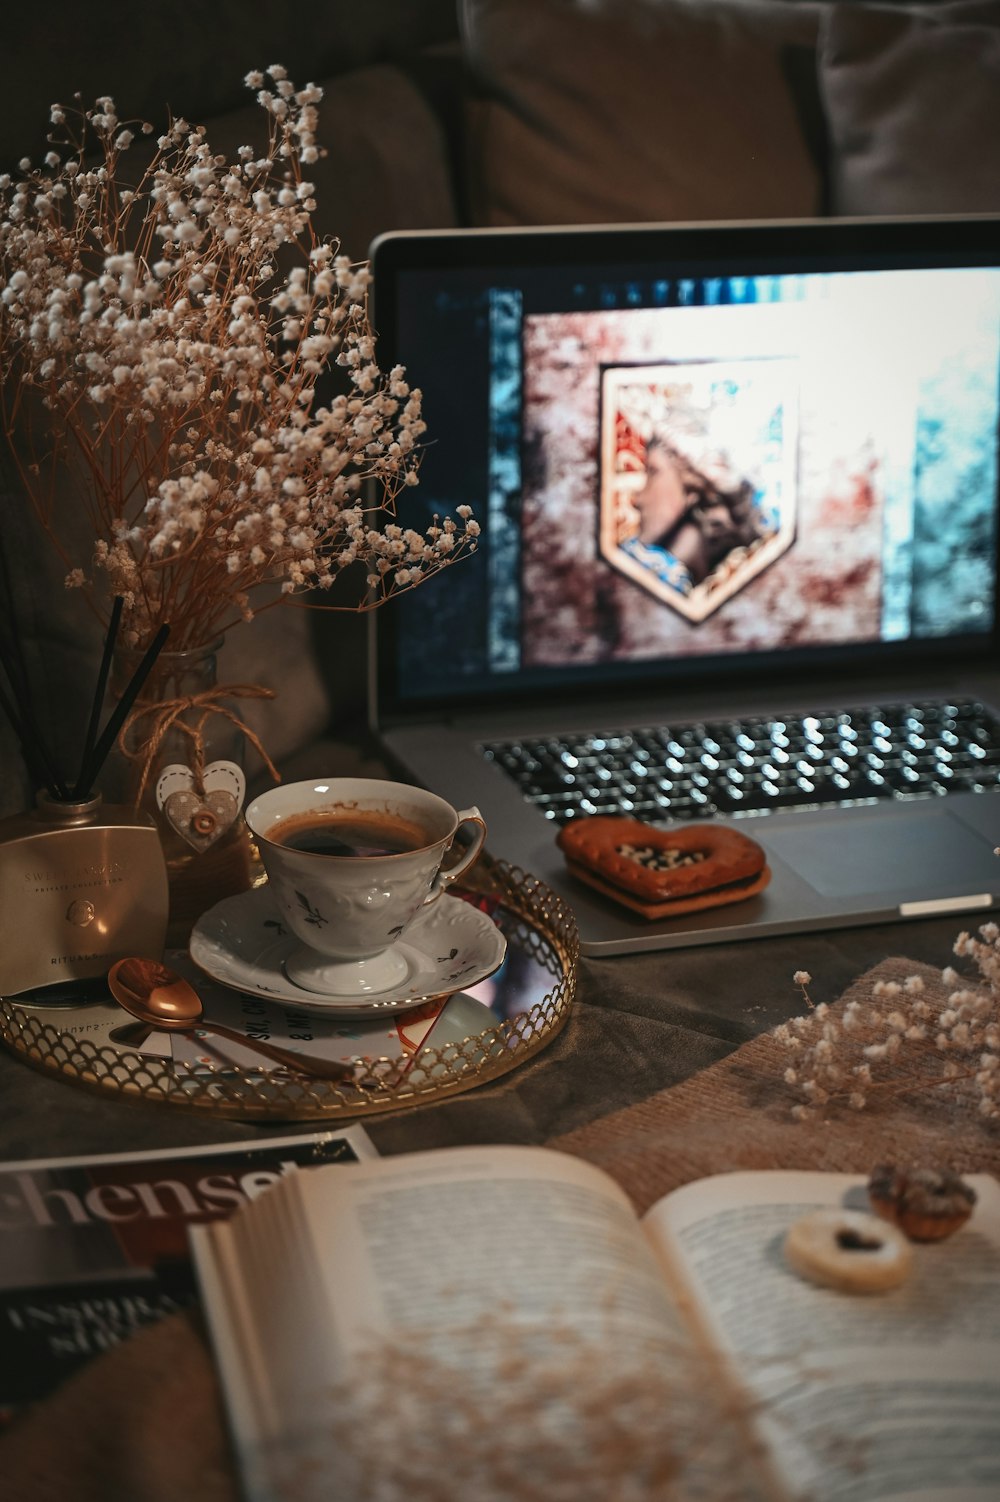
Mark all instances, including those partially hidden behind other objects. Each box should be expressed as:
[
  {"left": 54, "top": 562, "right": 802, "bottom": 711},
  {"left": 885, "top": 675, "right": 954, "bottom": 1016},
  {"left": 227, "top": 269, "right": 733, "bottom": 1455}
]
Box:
[
  {"left": 557, "top": 814, "right": 770, "bottom": 918},
  {"left": 155, "top": 761, "right": 246, "bottom": 851}
]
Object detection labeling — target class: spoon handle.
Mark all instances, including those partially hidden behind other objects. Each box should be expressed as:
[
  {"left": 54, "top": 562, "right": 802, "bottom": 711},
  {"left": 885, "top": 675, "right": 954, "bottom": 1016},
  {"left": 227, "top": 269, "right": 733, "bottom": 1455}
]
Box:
[{"left": 195, "top": 1020, "right": 355, "bottom": 1082}]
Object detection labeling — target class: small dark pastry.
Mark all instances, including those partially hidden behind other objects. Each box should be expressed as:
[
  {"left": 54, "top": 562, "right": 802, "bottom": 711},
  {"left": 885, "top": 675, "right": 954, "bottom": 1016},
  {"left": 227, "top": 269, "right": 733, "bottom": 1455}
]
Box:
[{"left": 867, "top": 1164, "right": 977, "bottom": 1243}]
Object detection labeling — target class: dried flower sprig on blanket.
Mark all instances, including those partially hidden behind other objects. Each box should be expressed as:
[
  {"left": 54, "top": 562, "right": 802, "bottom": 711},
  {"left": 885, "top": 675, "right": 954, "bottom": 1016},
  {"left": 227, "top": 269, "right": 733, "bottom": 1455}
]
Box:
[
  {"left": 0, "top": 65, "right": 478, "bottom": 651},
  {"left": 780, "top": 933, "right": 1000, "bottom": 1120}
]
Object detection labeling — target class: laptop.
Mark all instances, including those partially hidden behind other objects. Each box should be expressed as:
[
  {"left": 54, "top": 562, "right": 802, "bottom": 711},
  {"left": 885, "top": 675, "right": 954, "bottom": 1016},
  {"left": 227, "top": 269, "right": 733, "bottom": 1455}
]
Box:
[{"left": 368, "top": 216, "right": 1000, "bottom": 954}]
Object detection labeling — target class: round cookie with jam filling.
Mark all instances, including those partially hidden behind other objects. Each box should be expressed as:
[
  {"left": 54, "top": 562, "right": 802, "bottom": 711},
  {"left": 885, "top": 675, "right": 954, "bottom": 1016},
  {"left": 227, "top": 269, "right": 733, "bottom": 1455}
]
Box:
[{"left": 784, "top": 1209, "right": 913, "bottom": 1293}]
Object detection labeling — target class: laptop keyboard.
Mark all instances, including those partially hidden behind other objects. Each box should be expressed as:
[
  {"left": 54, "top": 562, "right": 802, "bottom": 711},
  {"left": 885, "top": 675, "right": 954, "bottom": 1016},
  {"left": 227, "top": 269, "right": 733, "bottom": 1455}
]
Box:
[{"left": 481, "top": 699, "right": 1000, "bottom": 825}]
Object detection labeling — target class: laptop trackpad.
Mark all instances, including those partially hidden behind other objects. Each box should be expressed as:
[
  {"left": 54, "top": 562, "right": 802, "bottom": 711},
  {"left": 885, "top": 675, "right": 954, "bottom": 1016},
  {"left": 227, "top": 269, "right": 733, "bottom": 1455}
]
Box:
[{"left": 763, "top": 805, "right": 1000, "bottom": 899}]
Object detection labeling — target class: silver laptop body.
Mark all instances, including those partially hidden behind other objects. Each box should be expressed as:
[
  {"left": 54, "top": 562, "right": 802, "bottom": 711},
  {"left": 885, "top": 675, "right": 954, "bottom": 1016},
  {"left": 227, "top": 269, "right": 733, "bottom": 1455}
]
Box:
[{"left": 369, "top": 217, "right": 1000, "bottom": 954}]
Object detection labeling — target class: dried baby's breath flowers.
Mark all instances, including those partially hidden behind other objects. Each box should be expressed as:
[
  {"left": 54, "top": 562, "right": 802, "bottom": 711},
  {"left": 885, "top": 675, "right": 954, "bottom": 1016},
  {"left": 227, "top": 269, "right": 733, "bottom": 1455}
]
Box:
[
  {"left": 778, "top": 926, "right": 1000, "bottom": 1119},
  {"left": 271, "top": 1316, "right": 757, "bottom": 1502},
  {"left": 0, "top": 66, "right": 478, "bottom": 650}
]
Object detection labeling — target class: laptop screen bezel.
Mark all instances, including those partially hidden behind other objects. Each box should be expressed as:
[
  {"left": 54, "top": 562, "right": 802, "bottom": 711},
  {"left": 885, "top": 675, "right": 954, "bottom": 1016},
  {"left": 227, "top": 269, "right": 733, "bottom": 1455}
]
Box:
[{"left": 368, "top": 215, "right": 1000, "bottom": 730}]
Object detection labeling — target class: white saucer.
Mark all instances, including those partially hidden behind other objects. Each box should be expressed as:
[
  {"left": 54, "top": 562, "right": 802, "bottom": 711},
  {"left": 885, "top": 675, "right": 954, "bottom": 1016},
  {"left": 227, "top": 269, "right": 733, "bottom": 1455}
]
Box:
[{"left": 189, "top": 886, "right": 507, "bottom": 1015}]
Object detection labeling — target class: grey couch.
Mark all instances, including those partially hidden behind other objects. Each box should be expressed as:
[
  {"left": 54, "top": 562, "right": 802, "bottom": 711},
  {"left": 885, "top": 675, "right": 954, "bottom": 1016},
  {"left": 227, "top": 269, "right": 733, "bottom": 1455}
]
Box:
[{"left": 2, "top": 0, "right": 998, "bottom": 814}]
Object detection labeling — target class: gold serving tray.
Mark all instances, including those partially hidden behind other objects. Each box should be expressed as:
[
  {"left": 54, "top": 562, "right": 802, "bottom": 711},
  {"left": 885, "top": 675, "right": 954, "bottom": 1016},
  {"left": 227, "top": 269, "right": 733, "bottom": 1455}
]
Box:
[{"left": 0, "top": 862, "right": 578, "bottom": 1120}]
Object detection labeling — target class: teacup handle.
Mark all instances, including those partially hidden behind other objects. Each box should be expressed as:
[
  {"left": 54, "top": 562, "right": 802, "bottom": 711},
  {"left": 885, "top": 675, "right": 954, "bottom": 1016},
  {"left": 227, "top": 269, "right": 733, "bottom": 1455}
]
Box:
[{"left": 426, "top": 808, "right": 487, "bottom": 903}]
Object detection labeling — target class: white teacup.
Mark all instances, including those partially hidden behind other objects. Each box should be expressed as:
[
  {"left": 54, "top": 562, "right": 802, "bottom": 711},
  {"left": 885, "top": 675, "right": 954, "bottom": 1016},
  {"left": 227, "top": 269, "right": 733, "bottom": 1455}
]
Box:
[{"left": 243, "top": 778, "right": 487, "bottom": 995}]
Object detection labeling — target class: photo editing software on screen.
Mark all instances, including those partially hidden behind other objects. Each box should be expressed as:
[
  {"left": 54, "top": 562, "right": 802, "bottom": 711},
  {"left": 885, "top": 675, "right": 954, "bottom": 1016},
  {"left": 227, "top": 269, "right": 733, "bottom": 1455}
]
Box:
[{"left": 384, "top": 251, "right": 1000, "bottom": 708}]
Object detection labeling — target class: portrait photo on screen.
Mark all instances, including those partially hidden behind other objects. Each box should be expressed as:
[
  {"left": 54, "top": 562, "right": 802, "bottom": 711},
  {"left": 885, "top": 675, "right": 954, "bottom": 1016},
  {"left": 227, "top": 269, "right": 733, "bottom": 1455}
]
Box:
[{"left": 598, "top": 357, "right": 797, "bottom": 622}]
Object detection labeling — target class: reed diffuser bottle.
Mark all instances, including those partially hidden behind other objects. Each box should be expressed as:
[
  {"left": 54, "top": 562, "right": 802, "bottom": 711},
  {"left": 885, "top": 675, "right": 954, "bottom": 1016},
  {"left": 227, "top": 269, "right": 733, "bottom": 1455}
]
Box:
[
  {"left": 0, "top": 597, "right": 169, "bottom": 998},
  {"left": 0, "top": 791, "right": 168, "bottom": 998}
]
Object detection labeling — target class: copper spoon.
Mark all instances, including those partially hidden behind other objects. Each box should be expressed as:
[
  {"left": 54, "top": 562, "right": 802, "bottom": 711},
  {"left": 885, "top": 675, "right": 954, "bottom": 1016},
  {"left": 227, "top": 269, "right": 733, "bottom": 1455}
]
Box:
[{"left": 107, "top": 957, "right": 355, "bottom": 1083}]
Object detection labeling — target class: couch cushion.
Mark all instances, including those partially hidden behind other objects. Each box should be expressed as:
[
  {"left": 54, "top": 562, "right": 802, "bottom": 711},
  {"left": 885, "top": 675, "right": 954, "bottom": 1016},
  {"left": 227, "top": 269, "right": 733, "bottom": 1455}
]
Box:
[
  {"left": 819, "top": 0, "right": 1000, "bottom": 215},
  {"left": 138, "top": 63, "right": 459, "bottom": 261},
  {"left": 460, "top": 0, "right": 824, "bottom": 225},
  {"left": 1, "top": 2, "right": 460, "bottom": 173}
]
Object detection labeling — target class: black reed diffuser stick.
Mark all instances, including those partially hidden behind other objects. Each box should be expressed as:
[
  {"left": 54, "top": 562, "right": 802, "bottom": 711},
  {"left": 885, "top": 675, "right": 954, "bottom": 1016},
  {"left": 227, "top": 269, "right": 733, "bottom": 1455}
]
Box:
[
  {"left": 0, "top": 672, "right": 49, "bottom": 795},
  {"left": 0, "top": 533, "right": 70, "bottom": 800},
  {"left": 74, "top": 622, "right": 172, "bottom": 801},
  {"left": 0, "top": 519, "right": 172, "bottom": 805},
  {"left": 72, "top": 595, "right": 123, "bottom": 800}
]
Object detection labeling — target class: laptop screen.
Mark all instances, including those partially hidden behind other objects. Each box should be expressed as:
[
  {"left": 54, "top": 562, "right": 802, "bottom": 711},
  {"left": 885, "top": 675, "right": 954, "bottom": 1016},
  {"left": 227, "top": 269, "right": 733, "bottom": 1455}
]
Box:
[{"left": 370, "top": 219, "right": 1000, "bottom": 721}]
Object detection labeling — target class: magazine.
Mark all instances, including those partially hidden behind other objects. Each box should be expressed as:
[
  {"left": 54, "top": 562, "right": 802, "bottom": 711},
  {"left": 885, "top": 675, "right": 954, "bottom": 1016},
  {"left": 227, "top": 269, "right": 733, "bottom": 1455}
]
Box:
[
  {"left": 0, "top": 1124, "right": 375, "bottom": 1423},
  {"left": 190, "top": 1145, "right": 1000, "bottom": 1502}
]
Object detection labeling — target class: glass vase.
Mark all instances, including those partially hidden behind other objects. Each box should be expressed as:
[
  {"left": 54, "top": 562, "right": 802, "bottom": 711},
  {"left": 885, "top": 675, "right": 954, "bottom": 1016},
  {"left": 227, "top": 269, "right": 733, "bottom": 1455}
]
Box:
[{"left": 108, "top": 636, "right": 255, "bottom": 946}]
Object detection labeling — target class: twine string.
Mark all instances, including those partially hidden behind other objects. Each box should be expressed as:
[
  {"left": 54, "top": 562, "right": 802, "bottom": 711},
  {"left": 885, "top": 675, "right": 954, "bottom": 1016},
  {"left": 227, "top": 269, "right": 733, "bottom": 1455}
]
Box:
[{"left": 119, "top": 684, "right": 282, "bottom": 806}]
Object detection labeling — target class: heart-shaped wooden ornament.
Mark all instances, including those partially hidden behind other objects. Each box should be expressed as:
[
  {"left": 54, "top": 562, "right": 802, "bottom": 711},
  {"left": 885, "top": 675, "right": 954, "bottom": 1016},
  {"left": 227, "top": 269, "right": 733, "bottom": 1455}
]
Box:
[{"left": 155, "top": 761, "right": 246, "bottom": 852}]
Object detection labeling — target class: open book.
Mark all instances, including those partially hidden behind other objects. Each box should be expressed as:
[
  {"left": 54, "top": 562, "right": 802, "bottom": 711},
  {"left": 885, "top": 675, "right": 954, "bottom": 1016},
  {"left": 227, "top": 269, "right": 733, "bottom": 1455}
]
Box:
[{"left": 190, "top": 1145, "right": 1000, "bottom": 1502}]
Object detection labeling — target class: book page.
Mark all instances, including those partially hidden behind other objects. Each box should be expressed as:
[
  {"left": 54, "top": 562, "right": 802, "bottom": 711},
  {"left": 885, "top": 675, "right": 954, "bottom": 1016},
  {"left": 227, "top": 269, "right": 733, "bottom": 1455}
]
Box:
[
  {"left": 299, "top": 1142, "right": 687, "bottom": 1355},
  {"left": 193, "top": 1143, "right": 709, "bottom": 1502},
  {"left": 642, "top": 1170, "right": 1000, "bottom": 1502}
]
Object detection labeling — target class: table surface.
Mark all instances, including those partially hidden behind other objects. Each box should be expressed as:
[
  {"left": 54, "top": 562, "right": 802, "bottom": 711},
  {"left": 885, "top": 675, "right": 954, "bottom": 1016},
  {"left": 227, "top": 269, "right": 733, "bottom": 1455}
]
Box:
[
  {"left": 2, "top": 729, "right": 992, "bottom": 1160},
  {"left": 0, "top": 893, "right": 973, "bottom": 1165}
]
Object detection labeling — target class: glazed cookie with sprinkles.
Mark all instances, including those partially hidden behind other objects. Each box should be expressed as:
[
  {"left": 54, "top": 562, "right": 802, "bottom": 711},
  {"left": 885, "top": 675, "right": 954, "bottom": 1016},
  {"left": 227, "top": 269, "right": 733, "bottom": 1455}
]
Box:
[{"left": 556, "top": 815, "right": 770, "bottom": 920}]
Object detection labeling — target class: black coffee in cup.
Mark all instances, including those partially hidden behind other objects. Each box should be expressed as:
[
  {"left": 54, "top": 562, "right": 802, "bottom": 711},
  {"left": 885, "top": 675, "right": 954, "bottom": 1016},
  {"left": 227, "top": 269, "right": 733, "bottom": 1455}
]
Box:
[{"left": 269, "top": 808, "right": 432, "bottom": 858}]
